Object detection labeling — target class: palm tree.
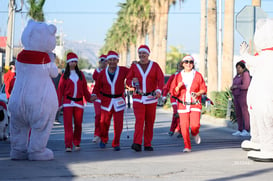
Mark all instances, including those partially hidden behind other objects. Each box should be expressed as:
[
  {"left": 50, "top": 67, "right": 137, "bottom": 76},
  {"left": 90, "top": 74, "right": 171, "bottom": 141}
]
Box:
[
  {"left": 199, "top": 0, "right": 207, "bottom": 78},
  {"left": 221, "top": 0, "right": 234, "bottom": 90},
  {"left": 207, "top": 0, "right": 218, "bottom": 96},
  {"left": 27, "top": 0, "right": 46, "bottom": 21},
  {"left": 151, "top": 0, "right": 181, "bottom": 74}
]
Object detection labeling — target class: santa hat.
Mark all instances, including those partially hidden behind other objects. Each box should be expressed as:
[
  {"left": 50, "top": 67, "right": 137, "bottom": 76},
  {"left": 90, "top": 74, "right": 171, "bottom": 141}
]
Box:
[
  {"left": 66, "top": 52, "right": 78, "bottom": 63},
  {"left": 138, "top": 45, "right": 150, "bottom": 55},
  {"left": 182, "top": 55, "right": 194, "bottom": 62},
  {"left": 107, "top": 50, "right": 119, "bottom": 60},
  {"left": 240, "top": 60, "right": 246, "bottom": 64},
  {"left": 99, "top": 54, "right": 107, "bottom": 62}
]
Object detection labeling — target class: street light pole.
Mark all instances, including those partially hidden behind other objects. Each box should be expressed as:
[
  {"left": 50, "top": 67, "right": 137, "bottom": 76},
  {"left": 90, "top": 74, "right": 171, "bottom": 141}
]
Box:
[
  {"left": 2, "top": 0, "right": 15, "bottom": 84},
  {"left": 5, "top": 0, "right": 15, "bottom": 68}
]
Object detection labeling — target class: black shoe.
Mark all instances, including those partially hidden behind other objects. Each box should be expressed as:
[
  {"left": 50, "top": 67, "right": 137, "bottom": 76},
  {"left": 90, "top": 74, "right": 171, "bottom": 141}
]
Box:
[
  {"left": 131, "top": 143, "right": 142, "bottom": 152},
  {"left": 144, "top": 146, "right": 154, "bottom": 151}
]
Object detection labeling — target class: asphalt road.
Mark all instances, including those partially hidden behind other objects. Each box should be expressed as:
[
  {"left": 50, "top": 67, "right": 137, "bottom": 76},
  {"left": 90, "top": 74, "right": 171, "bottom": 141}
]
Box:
[{"left": 1, "top": 104, "right": 273, "bottom": 181}]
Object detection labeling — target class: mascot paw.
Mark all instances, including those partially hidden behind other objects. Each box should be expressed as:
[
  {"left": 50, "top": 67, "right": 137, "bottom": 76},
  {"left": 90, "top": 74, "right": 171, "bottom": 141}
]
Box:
[
  {"left": 248, "top": 150, "right": 273, "bottom": 162},
  {"left": 28, "top": 148, "right": 54, "bottom": 161},
  {"left": 240, "top": 41, "right": 249, "bottom": 56},
  {"left": 10, "top": 149, "right": 28, "bottom": 160},
  {"left": 241, "top": 140, "right": 260, "bottom": 151}
]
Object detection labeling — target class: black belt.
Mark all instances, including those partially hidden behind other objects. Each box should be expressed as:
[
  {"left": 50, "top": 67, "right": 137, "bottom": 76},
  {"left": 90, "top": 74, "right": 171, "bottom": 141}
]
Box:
[
  {"left": 67, "top": 96, "right": 83, "bottom": 102},
  {"left": 172, "top": 96, "right": 200, "bottom": 105},
  {"left": 101, "top": 92, "right": 122, "bottom": 98},
  {"left": 136, "top": 91, "right": 155, "bottom": 96}
]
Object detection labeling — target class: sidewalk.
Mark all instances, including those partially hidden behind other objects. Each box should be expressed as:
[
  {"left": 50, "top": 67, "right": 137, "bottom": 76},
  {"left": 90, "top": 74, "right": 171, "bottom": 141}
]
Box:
[{"left": 1, "top": 104, "right": 273, "bottom": 181}]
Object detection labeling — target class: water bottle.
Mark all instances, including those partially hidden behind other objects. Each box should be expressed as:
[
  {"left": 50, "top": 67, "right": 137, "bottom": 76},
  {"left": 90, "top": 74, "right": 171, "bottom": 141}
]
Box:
[{"left": 135, "top": 82, "right": 140, "bottom": 94}]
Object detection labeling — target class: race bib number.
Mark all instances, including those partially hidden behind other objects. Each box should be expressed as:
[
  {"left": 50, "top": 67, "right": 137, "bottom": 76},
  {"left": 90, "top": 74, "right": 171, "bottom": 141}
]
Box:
[
  {"left": 142, "top": 95, "right": 157, "bottom": 104},
  {"left": 113, "top": 97, "right": 126, "bottom": 112}
]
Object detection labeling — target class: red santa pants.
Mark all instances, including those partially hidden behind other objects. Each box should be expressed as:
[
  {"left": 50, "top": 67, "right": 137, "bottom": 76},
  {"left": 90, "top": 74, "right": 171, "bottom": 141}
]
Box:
[
  {"left": 63, "top": 106, "right": 84, "bottom": 148},
  {"left": 100, "top": 108, "right": 124, "bottom": 147},
  {"left": 133, "top": 102, "right": 157, "bottom": 147},
  {"left": 179, "top": 111, "right": 201, "bottom": 149},
  {"left": 93, "top": 101, "right": 101, "bottom": 137},
  {"left": 170, "top": 104, "right": 181, "bottom": 133}
]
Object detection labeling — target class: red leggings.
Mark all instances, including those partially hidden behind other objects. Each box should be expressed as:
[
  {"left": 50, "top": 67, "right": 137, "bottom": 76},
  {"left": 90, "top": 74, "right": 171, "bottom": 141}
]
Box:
[
  {"left": 170, "top": 104, "right": 180, "bottom": 133},
  {"left": 93, "top": 101, "right": 101, "bottom": 137},
  {"left": 100, "top": 108, "right": 124, "bottom": 147},
  {"left": 179, "top": 111, "right": 201, "bottom": 149},
  {"left": 133, "top": 102, "right": 157, "bottom": 147},
  {"left": 63, "top": 107, "right": 84, "bottom": 148}
]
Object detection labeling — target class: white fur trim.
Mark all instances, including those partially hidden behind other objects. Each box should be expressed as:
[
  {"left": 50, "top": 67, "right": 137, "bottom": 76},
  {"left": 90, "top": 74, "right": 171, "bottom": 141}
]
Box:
[
  {"left": 63, "top": 103, "right": 84, "bottom": 109},
  {"left": 190, "top": 108, "right": 201, "bottom": 112},
  {"left": 66, "top": 58, "right": 78, "bottom": 63},
  {"left": 107, "top": 54, "right": 119, "bottom": 60},
  {"left": 138, "top": 48, "right": 150, "bottom": 55},
  {"left": 133, "top": 98, "right": 142, "bottom": 103}
]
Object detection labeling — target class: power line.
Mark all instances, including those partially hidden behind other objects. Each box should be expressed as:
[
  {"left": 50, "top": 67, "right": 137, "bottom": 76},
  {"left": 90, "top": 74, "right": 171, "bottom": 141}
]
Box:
[{"left": 1, "top": 10, "right": 273, "bottom": 15}]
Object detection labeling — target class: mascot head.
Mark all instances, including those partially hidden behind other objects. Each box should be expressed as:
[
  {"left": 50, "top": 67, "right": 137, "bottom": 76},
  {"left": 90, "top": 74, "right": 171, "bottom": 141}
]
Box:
[
  {"left": 254, "top": 18, "right": 273, "bottom": 52},
  {"left": 21, "top": 19, "right": 57, "bottom": 53}
]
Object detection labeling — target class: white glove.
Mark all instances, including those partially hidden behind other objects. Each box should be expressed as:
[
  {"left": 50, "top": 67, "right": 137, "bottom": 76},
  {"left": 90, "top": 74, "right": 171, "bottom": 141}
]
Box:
[{"left": 240, "top": 41, "right": 249, "bottom": 56}]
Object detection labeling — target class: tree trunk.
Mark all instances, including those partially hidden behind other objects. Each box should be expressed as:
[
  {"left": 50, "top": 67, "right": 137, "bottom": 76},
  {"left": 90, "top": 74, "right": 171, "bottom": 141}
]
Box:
[
  {"left": 221, "top": 0, "right": 234, "bottom": 90},
  {"left": 199, "top": 0, "right": 207, "bottom": 78},
  {"left": 152, "top": 2, "right": 161, "bottom": 62},
  {"left": 157, "top": 0, "right": 169, "bottom": 73},
  {"left": 207, "top": 0, "right": 218, "bottom": 96},
  {"left": 129, "top": 43, "right": 137, "bottom": 63}
]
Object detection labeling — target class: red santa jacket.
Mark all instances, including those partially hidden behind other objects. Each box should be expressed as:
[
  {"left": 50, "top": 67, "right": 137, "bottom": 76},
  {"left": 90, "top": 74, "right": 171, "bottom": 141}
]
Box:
[
  {"left": 92, "top": 66, "right": 129, "bottom": 111},
  {"left": 92, "top": 68, "right": 103, "bottom": 103},
  {"left": 162, "top": 72, "right": 177, "bottom": 105},
  {"left": 4, "top": 70, "right": 16, "bottom": 99},
  {"left": 57, "top": 71, "right": 91, "bottom": 109},
  {"left": 170, "top": 70, "right": 207, "bottom": 113},
  {"left": 126, "top": 61, "right": 164, "bottom": 104},
  {"left": 92, "top": 68, "right": 102, "bottom": 82}
]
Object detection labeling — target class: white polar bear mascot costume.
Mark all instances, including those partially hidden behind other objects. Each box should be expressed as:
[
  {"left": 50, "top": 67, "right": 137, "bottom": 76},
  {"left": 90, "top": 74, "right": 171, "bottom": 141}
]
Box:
[
  {"left": 8, "top": 19, "right": 58, "bottom": 160},
  {"left": 240, "top": 18, "right": 273, "bottom": 162}
]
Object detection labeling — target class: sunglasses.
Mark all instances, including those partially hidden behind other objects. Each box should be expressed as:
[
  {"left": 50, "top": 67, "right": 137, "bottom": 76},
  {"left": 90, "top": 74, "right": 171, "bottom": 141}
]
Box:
[{"left": 183, "top": 60, "right": 194, "bottom": 64}]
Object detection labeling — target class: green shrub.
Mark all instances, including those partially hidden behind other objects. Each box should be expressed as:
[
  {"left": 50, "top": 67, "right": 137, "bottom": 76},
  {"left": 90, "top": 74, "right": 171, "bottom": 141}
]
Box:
[{"left": 209, "top": 89, "right": 236, "bottom": 122}]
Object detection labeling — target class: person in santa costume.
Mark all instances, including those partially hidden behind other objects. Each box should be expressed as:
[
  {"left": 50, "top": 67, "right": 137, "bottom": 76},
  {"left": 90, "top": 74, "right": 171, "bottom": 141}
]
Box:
[
  {"left": 57, "top": 52, "right": 96, "bottom": 152},
  {"left": 91, "top": 54, "right": 108, "bottom": 143},
  {"left": 162, "top": 63, "right": 183, "bottom": 138},
  {"left": 126, "top": 45, "right": 164, "bottom": 152},
  {"left": 4, "top": 60, "right": 16, "bottom": 101},
  {"left": 92, "top": 50, "right": 129, "bottom": 151},
  {"left": 170, "top": 55, "right": 207, "bottom": 153}
]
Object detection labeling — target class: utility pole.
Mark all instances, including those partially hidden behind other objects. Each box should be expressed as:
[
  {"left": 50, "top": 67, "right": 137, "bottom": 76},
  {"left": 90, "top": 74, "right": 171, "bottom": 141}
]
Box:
[{"left": 5, "top": 0, "right": 15, "bottom": 70}]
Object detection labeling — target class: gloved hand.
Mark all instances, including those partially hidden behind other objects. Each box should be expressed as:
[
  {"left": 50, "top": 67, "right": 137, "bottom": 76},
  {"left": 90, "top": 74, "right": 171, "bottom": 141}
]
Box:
[{"left": 240, "top": 41, "right": 249, "bottom": 56}]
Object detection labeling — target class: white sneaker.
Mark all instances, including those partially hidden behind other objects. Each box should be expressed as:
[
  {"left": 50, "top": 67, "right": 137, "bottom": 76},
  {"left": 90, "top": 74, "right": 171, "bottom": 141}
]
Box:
[
  {"left": 248, "top": 150, "right": 273, "bottom": 162},
  {"left": 241, "top": 140, "right": 260, "bottom": 151},
  {"left": 232, "top": 131, "right": 241, "bottom": 136},
  {"left": 75, "top": 145, "right": 81, "bottom": 151},
  {"left": 183, "top": 148, "right": 192, "bottom": 153},
  {"left": 65, "top": 147, "right": 72, "bottom": 152},
  {"left": 240, "top": 130, "right": 250, "bottom": 137},
  {"left": 92, "top": 136, "right": 101, "bottom": 143},
  {"left": 193, "top": 134, "right": 201, "bottom": 144}
]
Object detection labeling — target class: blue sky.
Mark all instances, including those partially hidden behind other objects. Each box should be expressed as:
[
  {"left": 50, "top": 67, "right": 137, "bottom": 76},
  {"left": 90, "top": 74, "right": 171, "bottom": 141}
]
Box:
[{"left": 1, "top": 0, "right": 273, "bottom": 55}]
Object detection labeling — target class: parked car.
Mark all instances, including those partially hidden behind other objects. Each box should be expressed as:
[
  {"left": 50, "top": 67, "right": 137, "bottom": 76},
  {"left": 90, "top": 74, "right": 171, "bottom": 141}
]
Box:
[{"left": 0, "top": 84, "right": 8, "bottom": 103}]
